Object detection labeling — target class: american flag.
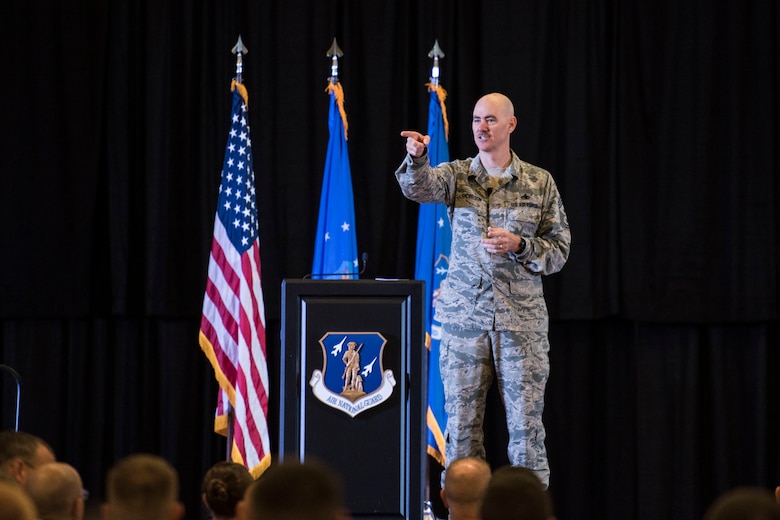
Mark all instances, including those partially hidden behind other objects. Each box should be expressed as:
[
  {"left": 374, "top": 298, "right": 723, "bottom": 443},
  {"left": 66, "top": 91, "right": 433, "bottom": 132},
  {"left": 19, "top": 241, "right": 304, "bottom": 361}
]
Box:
[{"left": 199, "top": 80, "right": 270, "bottom": 477}]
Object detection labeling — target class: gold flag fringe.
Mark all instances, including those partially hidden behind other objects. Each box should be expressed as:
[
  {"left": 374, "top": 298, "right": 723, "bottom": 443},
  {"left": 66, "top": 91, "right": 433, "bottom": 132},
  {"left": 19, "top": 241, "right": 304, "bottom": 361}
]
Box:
[
  {"left": 231, "top": 80, "right": 249, "bottom": 107},
  {"left": 426, "top": 83, "right": 449, "bottom": 142},
  {"left": 326, "top": 82, "right": 349, "bottom": 140}
]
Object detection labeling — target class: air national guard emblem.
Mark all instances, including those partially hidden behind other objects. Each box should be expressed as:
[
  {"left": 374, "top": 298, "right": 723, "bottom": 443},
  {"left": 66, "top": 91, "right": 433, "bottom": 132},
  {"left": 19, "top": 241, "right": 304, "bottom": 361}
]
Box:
[{"left": 309, "top": 332, "right": 396, "bottom": 418}]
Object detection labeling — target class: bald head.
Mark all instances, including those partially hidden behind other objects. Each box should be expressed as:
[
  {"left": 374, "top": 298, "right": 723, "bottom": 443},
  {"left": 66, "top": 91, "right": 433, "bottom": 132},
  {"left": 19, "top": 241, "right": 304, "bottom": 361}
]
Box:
[
  {"left": 704, "top": 487, "right": 780, "bottom": 520},
  {"left": 26, "top": 462, "right": 84, "bottom": 520},
  {"left": 0, "top": 479, "right": 37, "bottom": 520},
  {"left": 441, "top": 457, "right": 492, "bottom": 520},
  {"left": 476, "top": 93, "right": 515, "bottom": 118}
]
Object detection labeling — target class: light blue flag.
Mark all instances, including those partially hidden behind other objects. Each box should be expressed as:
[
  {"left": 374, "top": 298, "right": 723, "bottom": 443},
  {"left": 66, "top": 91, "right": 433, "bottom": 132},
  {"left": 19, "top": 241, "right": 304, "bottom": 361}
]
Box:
[
  {"left": 415, "top": 85, "right": 451, "bottom": 465},
  {"left": 312, "top": 83, "right": 359, "bottom": 279}
]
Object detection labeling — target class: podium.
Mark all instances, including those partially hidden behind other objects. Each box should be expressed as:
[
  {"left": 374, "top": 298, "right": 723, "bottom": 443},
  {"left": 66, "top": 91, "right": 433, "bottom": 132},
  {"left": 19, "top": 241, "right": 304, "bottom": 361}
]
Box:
[{"left": 279, "top": 279, "right": 427, "bottom": 520}]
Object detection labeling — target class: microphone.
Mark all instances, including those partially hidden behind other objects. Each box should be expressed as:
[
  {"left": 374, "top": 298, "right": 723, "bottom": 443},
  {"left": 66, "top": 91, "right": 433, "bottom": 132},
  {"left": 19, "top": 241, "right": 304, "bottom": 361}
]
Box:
[
  {"left": 0, "top": 365, "right": 21, "bottom": 431},
  {"left": 303, "top": 252, "right": 368, "bottom": 279}
]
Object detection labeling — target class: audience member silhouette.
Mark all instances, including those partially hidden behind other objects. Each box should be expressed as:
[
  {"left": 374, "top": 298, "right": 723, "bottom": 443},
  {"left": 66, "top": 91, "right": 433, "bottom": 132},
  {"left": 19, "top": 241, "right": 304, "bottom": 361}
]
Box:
[
  {"left": 26, "top": 462, "right": 85, "bottom": 520},
  {"left": 0, "top": 478, "right": 37, "bottom": 520},
  {"left": 0, "top": 430, "right": 56, "bottom": 488},
  {"left": 102, "top": 453, "right": 184, "bottom": 520},
  {"left": 440, "top": 457, "right": 492, "bottom": 520},
  {"left": 480, "top": 465, "right": 555, "bottom": 520},
  {"left": 237, "top": 459, "right": 350, "bottom": 520},
  {"left": 703, "top": 486, "right": 780, "bottom": 520},
  {"left": 202, "top": 461, "right": 254, "bottom": 520}
]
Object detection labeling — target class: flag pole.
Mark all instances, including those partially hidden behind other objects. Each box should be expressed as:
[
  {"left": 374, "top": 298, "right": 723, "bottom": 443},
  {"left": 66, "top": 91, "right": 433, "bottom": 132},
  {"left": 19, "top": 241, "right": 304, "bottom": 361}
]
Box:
[
  {"left": 420, "top": 38, "right": 451, "bottom": 520},
  {"left": 428, "top": 39, "right": 444, "bottom": 87},
  {"left": 421, "top": 39, "right": 445, "bottom": 520},
  {"left": 232, "top": 35, "right": 248, "bottom": 84},
  {"left": 223, "top": 35, "right": 248, "bottom": 462},
  {"left": 326, "top": 37, "right": 343, "bottom": 85}
]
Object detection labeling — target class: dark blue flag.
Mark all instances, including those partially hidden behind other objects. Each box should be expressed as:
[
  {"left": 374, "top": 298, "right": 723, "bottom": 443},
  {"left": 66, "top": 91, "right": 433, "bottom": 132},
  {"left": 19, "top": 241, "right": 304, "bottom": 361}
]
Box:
[
  {"left": 312, "top": 83, "right": 359, "bottom": 279},
  {"left": 415, "top": 84, "right": 451, "bottom": 464}
]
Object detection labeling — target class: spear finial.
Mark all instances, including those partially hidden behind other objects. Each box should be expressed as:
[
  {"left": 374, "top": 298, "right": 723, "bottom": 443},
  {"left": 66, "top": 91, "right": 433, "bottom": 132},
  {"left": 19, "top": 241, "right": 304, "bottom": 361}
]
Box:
[
  {"left": 428, "top": 39, "right": 445, "bottom": 87},
  {"left": 232, "top": 35, "right": 248, "bottom": 83},
  {"left": 326, "top": 37, "right": 344, "bottom": 84}
]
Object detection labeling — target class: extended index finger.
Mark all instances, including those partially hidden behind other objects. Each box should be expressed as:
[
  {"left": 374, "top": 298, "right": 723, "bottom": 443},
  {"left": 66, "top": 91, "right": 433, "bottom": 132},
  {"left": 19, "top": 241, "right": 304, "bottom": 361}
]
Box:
[{"left": 400, "top": 130, "right": 423, "bottom": 141}]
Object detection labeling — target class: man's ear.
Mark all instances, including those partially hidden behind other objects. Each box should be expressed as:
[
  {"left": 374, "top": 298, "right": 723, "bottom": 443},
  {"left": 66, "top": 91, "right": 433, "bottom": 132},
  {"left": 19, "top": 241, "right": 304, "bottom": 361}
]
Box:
[
  {"left": 169, "top": 501, "right": 185, "bottom": 520},
  {"left": 440, "top": 488, "right": 449, "bottom": 508},
  {"left": 236, "top": 499, "right": 248, "bottom": 520},
  {"left": 72, "top": 496, "right": 85, "bottom": 520},
  {"left": 8, "top": 458, "right": 25, "bottom": 484}
]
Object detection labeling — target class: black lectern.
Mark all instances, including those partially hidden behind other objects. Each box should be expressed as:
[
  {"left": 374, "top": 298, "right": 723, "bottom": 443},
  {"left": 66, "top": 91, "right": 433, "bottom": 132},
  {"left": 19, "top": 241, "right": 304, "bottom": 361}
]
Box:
[{"left": 280, "top": 279, "right": 427, "bottom": 520}]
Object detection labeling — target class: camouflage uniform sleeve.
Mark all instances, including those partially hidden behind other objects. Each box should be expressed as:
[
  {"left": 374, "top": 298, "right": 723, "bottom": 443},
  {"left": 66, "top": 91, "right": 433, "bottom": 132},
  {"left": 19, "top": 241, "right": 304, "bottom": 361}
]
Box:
[
  {"left": 508, "top": 175, "right": 571, "bottom": 275},
  {"left": 394, "top": 152, "right": 456, "bottom": 206}
]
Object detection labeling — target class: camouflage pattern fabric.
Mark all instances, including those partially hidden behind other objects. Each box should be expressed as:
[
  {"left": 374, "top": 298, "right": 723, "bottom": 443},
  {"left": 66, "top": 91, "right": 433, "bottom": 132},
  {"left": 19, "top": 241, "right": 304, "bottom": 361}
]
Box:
[
  {"left": 395, "top": 151, "right": 570, "bottom": 331},
  {"left": 439, "top": 327, "right": 551, "bottom": 487},
  {"left": 396, "top": 150, "right": 569, "bottom": 488}
]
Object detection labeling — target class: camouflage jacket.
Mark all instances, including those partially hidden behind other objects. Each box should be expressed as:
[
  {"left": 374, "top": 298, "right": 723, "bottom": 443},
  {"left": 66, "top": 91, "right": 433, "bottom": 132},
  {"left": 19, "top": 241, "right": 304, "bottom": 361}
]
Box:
[{"left": 395, "top": 151, "right": 571, "bottom": 331}]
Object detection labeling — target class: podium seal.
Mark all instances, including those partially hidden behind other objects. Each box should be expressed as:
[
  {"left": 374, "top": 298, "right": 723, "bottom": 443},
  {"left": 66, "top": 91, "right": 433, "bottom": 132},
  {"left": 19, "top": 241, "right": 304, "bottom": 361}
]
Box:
[{"left": 310, "top": 332, "right": 395, "bottom": 418}]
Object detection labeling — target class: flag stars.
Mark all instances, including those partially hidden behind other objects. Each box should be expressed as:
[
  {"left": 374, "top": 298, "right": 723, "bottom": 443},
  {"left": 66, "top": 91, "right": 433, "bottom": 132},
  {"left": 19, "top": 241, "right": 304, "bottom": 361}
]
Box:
[
  {"left": 341, "top": 222, "right": 350, "bottom": 232},
  {"left": 215, "top": 93, "right": 260, "bottom": 250},
  {"left": 438, "top": 218, "right": 445, "bottom": 228}
]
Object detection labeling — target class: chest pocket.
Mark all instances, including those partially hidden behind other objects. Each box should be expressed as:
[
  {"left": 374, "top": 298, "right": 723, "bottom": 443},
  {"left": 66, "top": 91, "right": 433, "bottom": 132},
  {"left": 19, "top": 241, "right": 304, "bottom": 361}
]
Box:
[{"left": 504, "top": 202, "right": 542, "bottom": 236}]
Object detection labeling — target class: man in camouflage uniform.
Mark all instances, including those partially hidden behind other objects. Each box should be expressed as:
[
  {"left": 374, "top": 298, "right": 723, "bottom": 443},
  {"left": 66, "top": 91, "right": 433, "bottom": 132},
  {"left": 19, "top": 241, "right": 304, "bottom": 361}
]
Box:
[{"left": 395, "top": 92, "right": 570, "bottom": 487}]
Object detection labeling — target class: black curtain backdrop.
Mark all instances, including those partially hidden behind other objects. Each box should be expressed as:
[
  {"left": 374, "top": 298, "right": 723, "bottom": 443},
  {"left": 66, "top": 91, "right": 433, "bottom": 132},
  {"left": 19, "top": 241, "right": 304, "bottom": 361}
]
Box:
[{"left": 1, "top": 1, "right": 778, "bottom": 519}]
